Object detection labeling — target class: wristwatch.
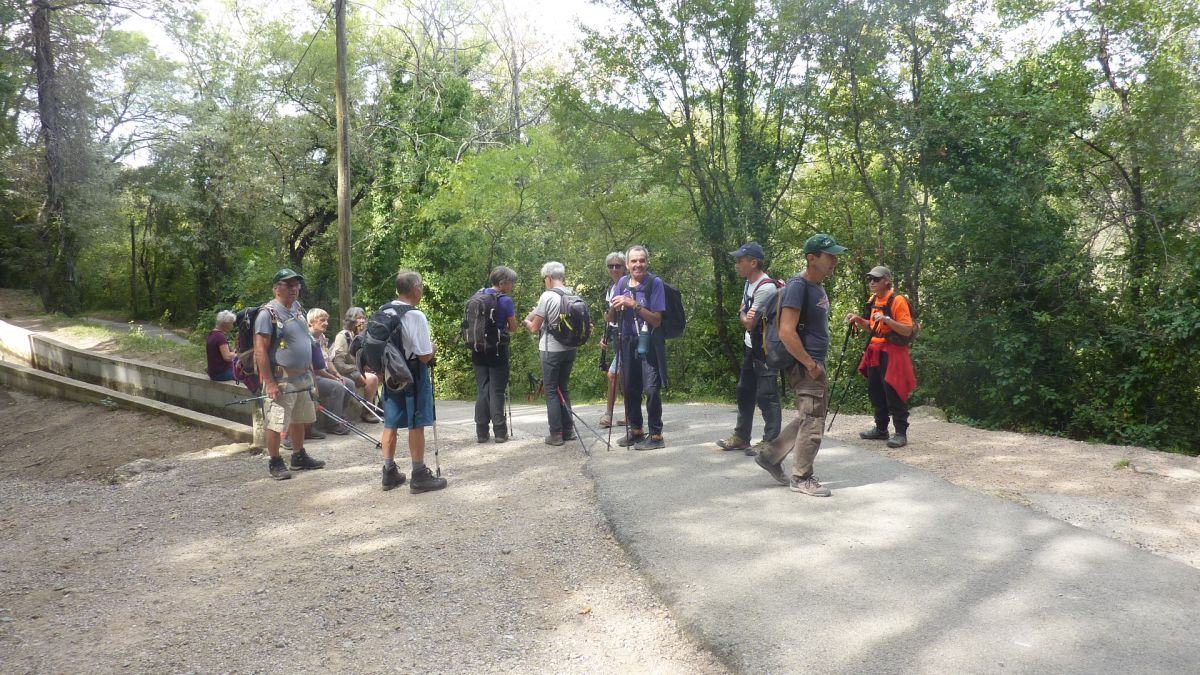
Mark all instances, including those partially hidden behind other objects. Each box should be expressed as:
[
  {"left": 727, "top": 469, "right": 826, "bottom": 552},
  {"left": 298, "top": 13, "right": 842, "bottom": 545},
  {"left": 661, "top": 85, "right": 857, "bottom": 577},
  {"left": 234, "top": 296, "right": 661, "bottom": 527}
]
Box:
[{"left": 634, "top": 302, "right": 643, "bottom": 312}]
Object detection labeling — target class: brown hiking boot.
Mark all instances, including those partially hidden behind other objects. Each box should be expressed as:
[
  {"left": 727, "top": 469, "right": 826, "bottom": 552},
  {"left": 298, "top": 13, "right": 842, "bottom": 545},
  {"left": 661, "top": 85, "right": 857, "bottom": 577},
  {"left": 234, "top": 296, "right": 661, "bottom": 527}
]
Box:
[
  {"left": 617, "top": 428, "right": 644, "bottom": 447},
  {"left": 716, "top": 434, "right": 750, "bottom": 452}
]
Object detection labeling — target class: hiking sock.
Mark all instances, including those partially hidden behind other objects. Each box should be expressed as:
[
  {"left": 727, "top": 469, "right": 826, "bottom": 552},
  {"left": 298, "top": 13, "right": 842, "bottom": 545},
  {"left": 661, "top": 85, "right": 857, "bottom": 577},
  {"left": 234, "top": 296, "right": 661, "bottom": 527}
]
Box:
[
  {"left": 384, "top": 458, "right": 396, "bottom": 470},
  {"left": 412, "top": 460, "right": 427, "bottom": 473}
]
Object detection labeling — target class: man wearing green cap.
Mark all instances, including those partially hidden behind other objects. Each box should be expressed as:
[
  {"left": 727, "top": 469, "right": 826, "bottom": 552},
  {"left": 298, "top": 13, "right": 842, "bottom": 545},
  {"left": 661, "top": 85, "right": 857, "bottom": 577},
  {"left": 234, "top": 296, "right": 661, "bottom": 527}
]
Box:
[
  {"left": 753, "top": 234, "right": 846, "bottom": 497},
  {"left": 253, "top": 268, "right": 326, "bottom": 480}
]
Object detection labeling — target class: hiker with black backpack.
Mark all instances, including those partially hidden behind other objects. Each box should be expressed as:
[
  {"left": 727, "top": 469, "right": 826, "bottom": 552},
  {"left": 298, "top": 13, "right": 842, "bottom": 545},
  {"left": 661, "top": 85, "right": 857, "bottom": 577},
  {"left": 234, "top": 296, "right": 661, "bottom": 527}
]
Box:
[
  {"left": 844, "top": 265, "right": 917, "bottom": 448},
  {"left": 716, "top": 242, "right": 783, "bottom": 456},
  {"left": 375, "top": 270, "right": 448, "bottom": 494},
  {"left": 607, "top": 245, "right": 671, "bottom": 451},
  {"left": 465, "top": 266, "right": 518, "bottom": 443},
  {"left": 523, "top": 261, "right": 587, "bottom": 446},
  {"left": 252, "top": 268, "right": 327, "bottom": 480},
  {"left": 753, "top": 234, "right": 848, "bottom": 497}
]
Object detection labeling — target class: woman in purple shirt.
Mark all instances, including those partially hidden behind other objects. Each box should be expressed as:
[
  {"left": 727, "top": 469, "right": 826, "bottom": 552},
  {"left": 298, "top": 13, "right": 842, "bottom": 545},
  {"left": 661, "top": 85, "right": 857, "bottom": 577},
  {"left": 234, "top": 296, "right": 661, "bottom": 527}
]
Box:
[{"left": 206, "top": 310, "right": 237, "bottom": 381}]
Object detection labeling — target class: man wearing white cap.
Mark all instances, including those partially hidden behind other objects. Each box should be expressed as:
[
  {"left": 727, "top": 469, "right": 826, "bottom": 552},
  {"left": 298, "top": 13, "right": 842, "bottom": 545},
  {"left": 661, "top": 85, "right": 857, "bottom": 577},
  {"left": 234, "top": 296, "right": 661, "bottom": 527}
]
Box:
[{"left": 845, "top": 265, "right": 917, "bottom": 448}]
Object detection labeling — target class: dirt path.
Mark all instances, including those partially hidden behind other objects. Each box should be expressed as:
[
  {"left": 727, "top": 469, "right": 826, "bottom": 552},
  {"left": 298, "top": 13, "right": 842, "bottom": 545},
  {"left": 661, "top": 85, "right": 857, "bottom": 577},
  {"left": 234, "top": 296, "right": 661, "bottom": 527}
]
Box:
[{"left": 0, "top": 395, "right": 724, "bottom": 673}]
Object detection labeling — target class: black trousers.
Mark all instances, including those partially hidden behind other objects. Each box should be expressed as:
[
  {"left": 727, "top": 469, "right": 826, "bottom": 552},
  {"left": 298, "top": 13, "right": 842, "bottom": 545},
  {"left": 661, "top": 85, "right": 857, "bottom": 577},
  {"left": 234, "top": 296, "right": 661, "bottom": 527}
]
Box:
[
  {"left": 866, "top": 350, "right": 908, "bottom": 434},
  {"left": 473, "top": 352, "right": 510, "bottom": 432},
  {"left": 734, "top": 346, "right": 781, "bottom": 442},
  {"left": 621, "top": 338, "right": 663, "bottom": 435}
]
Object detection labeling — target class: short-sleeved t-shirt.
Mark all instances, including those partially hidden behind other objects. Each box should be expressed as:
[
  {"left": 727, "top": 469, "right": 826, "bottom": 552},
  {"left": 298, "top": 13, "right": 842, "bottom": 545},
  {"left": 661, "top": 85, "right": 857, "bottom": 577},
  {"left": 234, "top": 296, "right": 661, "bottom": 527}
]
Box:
[
  {"left": 534, "top": 287, "right": 574, "bottom": 352},
  {"left": 866, "top": 290, "right": 913, "bottom": 344},
  {"left": 779, "top": 275, "right": 831, "bottom": 363},
  {"left": 254, "top": 299, "right": 313, "bottom": 371},
  {"left": 378, "top": 301, "right": 434, "bottom": 358},
  {"left": 472, "top": 288, "right": 516, "bottom": 366},
  {"left": 742, "top": 274, "right": 780, "bottom": 347},
  {"left": 206, "top": 330, "right": 231, "bottom": 377},
  {"left": 614, "top": 274, "right": 667, "bottom": 336}
]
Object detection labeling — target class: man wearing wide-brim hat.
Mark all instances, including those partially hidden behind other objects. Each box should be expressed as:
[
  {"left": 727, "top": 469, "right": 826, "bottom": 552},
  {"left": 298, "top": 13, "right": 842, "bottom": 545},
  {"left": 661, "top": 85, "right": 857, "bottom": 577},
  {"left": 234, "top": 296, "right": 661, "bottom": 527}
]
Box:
[{"left": 845, "top": 264, "right": 917, "bottom": 448}]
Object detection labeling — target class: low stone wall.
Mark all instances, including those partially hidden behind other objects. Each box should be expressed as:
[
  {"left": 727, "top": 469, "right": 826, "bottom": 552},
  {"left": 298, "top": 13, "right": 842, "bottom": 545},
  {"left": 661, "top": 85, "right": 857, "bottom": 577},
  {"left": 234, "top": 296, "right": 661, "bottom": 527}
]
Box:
[
  {"left": 0, "top": 361, "right": 251, "bottom": 442},
  {"left": 0, "top": 319, "right": 262, "bottom": 446}
]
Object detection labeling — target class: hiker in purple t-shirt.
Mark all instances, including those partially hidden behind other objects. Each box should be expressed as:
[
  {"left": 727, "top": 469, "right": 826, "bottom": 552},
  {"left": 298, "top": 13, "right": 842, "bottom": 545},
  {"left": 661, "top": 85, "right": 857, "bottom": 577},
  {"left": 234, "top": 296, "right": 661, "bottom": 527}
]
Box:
[
  {"left": 206, "top": 310, "right": 236, "bottom": 381},
  {"left": 606, "top": 245, "right": 669, "bottom": 451}
]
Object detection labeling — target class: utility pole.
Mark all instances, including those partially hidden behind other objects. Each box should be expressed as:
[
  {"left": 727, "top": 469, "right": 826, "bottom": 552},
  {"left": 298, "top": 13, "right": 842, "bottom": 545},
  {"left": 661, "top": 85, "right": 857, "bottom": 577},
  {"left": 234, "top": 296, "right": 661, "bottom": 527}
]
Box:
[{"left": 334, "top": 0, "right": 352, "bottom": 316}]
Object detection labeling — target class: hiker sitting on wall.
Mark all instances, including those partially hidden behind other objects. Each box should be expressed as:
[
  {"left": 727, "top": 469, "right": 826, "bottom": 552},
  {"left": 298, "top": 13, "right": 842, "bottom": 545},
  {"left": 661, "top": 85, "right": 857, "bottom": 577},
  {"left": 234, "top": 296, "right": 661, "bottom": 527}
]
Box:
[
  {"left": 206, "top": 310, "right": 237, "bottom": 382},
  {"left": 329, "top": 306, "right": 380, "bottom": 424},
  {"left": 307, "top": 308, "right": 352, "bottom": 438}
]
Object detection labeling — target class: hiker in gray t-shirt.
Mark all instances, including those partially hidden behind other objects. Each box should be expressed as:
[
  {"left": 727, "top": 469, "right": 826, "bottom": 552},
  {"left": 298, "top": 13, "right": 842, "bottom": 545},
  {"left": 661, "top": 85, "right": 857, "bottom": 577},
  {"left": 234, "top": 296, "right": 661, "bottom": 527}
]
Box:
[
  {"left": 253, "top": 268, "right": 325, "bottom": 480},
  {"left": 523, "top": 261, "right": 577, "bottom": 446},
  {"left": 753, "top": 234, "right": 847, "bottom": 498},
  {"left": 717, "top": 242, "right": 782, "bottom": 455}
]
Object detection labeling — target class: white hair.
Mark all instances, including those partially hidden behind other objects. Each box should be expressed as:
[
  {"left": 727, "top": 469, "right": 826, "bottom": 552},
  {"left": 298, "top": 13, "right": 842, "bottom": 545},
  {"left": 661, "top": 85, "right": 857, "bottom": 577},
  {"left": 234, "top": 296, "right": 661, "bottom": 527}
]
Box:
[
  {"left": 306, "top": 307, "right": 329, "bottom": 324},
  {"left": 541, "top": 261, "right": 565, "bottom": 281},
  {"left": 215, "top": 310, "right": 236, "bottom": 327},
  {"left": 626, "top": 245, "right": 649, "bottom": 261}
]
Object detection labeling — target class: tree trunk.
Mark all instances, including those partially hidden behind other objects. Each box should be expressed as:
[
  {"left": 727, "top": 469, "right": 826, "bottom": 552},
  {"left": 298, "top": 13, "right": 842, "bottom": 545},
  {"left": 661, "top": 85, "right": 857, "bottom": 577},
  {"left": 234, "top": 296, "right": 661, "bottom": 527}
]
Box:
[
  {"left": 31, "top": 0, "right": 80, "bottom": 314},
  {"left": 129, "top": 216, "right": 138, "bottom": 317},
  {"left": 334, "top": 0, "right": 353, "bottom": 317}
]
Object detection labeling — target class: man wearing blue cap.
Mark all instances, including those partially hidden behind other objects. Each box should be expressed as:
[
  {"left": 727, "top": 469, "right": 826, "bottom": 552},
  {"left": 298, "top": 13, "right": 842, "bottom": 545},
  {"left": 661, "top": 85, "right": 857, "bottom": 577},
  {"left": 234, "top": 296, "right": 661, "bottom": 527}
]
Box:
[
  {"left": 717, "top": 242, "right": 782, "bottom": 455},
  {"left": 754, "top": 234, "right": 847, "bottom": 497}
]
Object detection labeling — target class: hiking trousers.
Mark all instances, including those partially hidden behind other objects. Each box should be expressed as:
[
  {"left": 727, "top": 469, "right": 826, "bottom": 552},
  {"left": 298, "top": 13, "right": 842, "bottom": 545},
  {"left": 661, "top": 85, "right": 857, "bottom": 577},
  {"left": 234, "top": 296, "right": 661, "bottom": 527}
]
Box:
[
  {"left": 473, "top": 352, "right": 510, "bottom": 432},
  {"left": 539, "top": 349, "right": 576, "bottom": 435},
  {"left": 621, "top": 339, "right": 663, "bottom": 435},
  {"left": 866, "top": 350, "right": 908, "bottom": 434},
  {"left": 762, "top": 363, "right": 827, "bottom": 479},
  {"left": 734, "top": 346, "right": 781, "bottom": 443}
]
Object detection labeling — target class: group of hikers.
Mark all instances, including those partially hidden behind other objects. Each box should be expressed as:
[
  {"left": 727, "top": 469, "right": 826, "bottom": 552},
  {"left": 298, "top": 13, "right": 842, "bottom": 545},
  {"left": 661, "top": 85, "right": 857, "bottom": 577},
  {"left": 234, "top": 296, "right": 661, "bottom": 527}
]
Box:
[{"left": 204, "top": 233, "right": 918, "bottom": 497}]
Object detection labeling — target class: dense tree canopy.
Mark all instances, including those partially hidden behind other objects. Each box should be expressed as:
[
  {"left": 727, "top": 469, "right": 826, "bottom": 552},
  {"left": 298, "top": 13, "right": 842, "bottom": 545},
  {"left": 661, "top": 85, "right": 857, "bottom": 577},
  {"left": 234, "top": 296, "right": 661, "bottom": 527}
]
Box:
[{"left": 0, "top": 0, "right": 1196, "bottom": 452}]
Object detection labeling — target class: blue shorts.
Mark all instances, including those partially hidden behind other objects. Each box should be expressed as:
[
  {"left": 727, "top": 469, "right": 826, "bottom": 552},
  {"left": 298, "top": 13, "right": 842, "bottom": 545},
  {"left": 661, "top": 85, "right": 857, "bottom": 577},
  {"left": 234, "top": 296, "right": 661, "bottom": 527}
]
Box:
[{"left": 383, "top": 362, "right": 435, "bottom": 429}]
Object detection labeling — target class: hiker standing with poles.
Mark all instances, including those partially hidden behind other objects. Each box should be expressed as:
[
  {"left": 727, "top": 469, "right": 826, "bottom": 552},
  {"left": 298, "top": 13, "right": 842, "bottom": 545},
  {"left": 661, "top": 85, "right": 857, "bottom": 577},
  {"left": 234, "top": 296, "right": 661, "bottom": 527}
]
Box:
[
  {"left": 377, "top": 270, "right": 448, "bottom": 493},
  {"left": 607, "top": 245, "right": 670, "bottom": 451},
  {"left": 599, "top": 252, "right": 627, "bottom": 430},
  {"left": 523, "top": 262, "right": 579, "bottom": 446},
  {"left": 845, "top": 265, "right": 917, "bottom": 448},
  {"left": 465, "top": 266, "right": 518, "bottom": 444},
  {"left": 253, "top": 268, "right": 327, "bottom": 480},
  {"left": 753, "top": 234, "right": 847, "bottom": 497},
  {"left": 716, "top": 242, "right": 783, "bottom": 456}
]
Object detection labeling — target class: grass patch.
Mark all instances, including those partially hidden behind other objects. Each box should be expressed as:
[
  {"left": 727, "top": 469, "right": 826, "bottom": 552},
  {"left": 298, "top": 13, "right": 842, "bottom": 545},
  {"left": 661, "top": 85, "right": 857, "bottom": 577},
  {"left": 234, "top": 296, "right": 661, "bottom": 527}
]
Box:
[
  {"left": 54, "top": 322, "right": 206, "bottom": 372},
  {"left": 1113, "top": 458, "right": 1131, "bottom": 470}
]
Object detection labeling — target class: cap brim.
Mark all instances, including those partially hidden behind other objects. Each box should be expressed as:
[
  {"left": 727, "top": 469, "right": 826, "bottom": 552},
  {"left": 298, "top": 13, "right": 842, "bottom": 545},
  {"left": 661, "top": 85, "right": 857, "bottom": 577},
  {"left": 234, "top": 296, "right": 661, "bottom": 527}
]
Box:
[
  {"left": 825, "top": 245, "right": 848, "bottom": 254},
  {"left": 728, "top": 249, "right": 745, "bottom": 258}
]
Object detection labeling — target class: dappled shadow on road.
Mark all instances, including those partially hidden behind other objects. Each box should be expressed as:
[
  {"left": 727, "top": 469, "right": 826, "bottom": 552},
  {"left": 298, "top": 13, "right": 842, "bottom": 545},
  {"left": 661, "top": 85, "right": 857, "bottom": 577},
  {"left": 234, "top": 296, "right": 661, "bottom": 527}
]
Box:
[{"left": 582, "top": 402, "right": 1200, "bottom": 673}]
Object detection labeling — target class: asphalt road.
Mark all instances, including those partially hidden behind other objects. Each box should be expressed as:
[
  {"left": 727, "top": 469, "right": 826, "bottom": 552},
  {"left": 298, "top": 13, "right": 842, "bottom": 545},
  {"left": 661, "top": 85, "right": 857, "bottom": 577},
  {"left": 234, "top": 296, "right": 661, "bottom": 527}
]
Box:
[{"left": 505, "top": 399, "right": 1200, "bottom": 674}]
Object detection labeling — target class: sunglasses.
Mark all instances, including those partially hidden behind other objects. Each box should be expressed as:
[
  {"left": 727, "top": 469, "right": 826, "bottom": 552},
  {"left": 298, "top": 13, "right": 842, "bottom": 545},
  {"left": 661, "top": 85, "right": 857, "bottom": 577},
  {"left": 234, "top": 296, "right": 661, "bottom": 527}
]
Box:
[
  {"left": 866, "top": 275, "right": 884, "bottom": 282},
  {"left": 607, "top": 264, "right": 625, "bottom": 269}
]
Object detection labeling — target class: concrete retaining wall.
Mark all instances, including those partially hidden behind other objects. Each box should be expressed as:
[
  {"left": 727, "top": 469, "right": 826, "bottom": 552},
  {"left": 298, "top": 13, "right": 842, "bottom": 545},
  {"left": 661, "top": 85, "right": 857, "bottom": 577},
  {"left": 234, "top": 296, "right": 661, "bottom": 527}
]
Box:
[
  {"left": 0, "top": 361, "right": 251, "bottom": 442},
  {"left": 0, "top": 319, "right": 263, "bottom": 446}
]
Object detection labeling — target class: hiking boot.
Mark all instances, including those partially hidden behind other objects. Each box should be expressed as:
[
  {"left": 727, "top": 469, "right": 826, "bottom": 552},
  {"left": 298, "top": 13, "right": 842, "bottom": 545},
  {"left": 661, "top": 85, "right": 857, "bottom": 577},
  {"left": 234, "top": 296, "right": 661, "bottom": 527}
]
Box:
[
  {"left": 754, "top": 451, "right": 788, "bottom": 485},
  {"left": 493, "top": 425, "right": 509, "bottom": 443},
  {"left": 716, "top": 434, "right": 750, "bottom": 452},
  {"left": 617, "top": 418, "right": 627, "bottom": 426},
  {"left": 617, "top": 429, "right": 644, "bottom": 447},
  {"left": 360, "top": 413, "right": 379, "bottom": 424},
  {"left": 859, "top": 427, "right": 889, "bottom": 441},
  {"left": 304, "top": 426, "right": 326, "bottom": 440},
  {"left": 289, "top": 450, "right": 326, "bottom": 471},
  {"left": 789, "top": 475, "right": 831, "bottom": 497},
  {"left": 268, "top": 456, "right": 292, "bottom": 481},
  {"left": 476, "top": 424, "right": 490, "bottom": 444},
  {"left": 599, "top": 414, "right": 613, "bottom": 428},
  {"left": 634, "top": 434, "right": 666, "bottom": 451},
  {"left": 747, "top": 439, "right": 771, "bottom": 457},
  {"left": 329, "top": 424, "right": 350, "bottom": 436},
  {"left": 544, "top": 433, "right": 565, "bottom": 446},
  {"left": 887, "top": 433, "right": 908, "bottom": 448},
  {"left": 563, "top": 428, "right": 578, "bottom": 442},
  {"left": 410, "top": 465, "right": 448, "bottom": 494},
  {"left": 382, "top": 464, "right": 407, "bottom": 491}
]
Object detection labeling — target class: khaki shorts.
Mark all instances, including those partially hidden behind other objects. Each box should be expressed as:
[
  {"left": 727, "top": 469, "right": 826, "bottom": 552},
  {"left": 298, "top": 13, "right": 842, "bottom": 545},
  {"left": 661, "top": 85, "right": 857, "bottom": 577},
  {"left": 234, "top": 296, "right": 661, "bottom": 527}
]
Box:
[{"left": 264, "top": 373, "right": 317, "bottom": 432}]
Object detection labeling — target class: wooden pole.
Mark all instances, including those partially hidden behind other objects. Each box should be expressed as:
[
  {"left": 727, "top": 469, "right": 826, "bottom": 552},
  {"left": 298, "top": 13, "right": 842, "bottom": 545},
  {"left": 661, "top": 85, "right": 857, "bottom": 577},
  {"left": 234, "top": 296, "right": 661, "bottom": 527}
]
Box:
[{"left": 334, "top": 0, "right": 353, "bottom": 316}]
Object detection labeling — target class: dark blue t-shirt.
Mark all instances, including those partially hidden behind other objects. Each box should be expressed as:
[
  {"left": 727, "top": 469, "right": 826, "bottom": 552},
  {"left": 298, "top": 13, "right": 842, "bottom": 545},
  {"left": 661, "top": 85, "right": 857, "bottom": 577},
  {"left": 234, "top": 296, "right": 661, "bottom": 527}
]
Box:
[
  {"left": 483, "top": 288, "right": 515, "bottom": 332},
  {"left": 779, "top": 275, "right": 831, "bottom": 363},
  {"left": 614, "top": 274, "right": 667, "bottom": 336}
]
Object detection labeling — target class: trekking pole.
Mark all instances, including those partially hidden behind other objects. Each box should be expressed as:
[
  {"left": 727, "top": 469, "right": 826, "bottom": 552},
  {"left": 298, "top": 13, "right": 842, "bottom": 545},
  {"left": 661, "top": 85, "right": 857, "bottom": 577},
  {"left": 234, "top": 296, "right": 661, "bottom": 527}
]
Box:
[
  {"left": 827, "top": 327, "right": 868, "bottom": 432},
  {"left": 225, "top": 386, "right": 314, "bottom": 406},
  {"left": 607, "top": 334, "right": 619, "bottom": 452},
  {"left": 506, "top": 380, "right": 514, "bottom": 440},
  {"left": 317, "top": 406, "right": 382, "bottom": 449},
  {"left": 556, "top": 388, "right": 607, "bottom": 454},
  {"left": 341, "top": 382, "right": 384, "bottom": 421},
  {"left": 429, "top": 364, "right": 441, "bottom": 477}
]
